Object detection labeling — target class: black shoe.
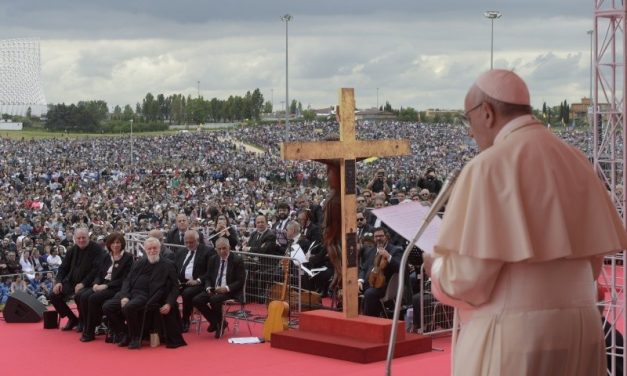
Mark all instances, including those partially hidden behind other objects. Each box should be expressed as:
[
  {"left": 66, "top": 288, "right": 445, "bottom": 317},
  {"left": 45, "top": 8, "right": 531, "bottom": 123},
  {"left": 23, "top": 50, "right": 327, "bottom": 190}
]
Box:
[
  {"left": 105, "top": 332, "right": 114, "bottom": 343},
  {"left": 128, "top": 338, "right": 141, "bottom": 350},
  {"left": 166, "top": 342, "right": 187, "bottom": 349},
  {"left": 206, "top": 322, "right": 217, "bottom": 333},
  {"left": 215, "top": 321, "right": 228, "bottom": 339},
  {"left": 75, "top": 323, "right": 84, "bottom": 333},
  {"left": 181, "top": 320, "right": 190, "bottom": 333},
  {"left": 117, "top": 335, "right": 130, "bottom": 347},
  {"left": 61, "top": 318, "right": 78, "bottom": 331},
  {"left": 80, "top": 334, "right": 95, "bottom": 342}
]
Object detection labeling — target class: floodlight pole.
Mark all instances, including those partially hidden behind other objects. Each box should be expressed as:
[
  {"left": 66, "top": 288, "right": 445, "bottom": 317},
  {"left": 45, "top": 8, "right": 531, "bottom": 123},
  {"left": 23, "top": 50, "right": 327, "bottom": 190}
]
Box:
[
  {"left": 281, "top": 14, "right": 292, "bottom": 134},
  {"left": 484, "top": 11, "right": 502, "bottom": 69}
]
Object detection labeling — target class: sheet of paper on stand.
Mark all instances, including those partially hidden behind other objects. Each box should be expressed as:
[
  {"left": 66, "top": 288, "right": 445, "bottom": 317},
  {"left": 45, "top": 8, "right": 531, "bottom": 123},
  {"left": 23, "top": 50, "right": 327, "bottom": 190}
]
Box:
[
  {"left": 371, "top": 201, "right": 442, "bottom": 253},
  {"left": 300, "top": 265, "right": 328, "bottom": 278},
  {"left": 290, "top": 244, "right": 307, "bottom": 263}
]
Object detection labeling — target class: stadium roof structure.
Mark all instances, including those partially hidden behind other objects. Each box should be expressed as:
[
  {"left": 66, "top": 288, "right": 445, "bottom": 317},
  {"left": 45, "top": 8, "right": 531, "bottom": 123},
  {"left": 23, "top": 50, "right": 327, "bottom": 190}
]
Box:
[{"left": 0, "top": 37, "right": 47, "bottom": 115}]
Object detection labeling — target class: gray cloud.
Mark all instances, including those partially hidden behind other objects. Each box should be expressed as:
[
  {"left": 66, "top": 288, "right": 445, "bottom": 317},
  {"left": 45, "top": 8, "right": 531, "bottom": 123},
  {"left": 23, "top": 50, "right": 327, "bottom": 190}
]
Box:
[{"left": 0, "top": 1, "right": 597, "bottom": 111}]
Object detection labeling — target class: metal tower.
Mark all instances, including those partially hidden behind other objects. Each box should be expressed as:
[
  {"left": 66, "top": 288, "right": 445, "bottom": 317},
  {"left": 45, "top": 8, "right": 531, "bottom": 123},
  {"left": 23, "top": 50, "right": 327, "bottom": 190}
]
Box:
[{"left": 593, "top": 1, "right": 626, "bottom": 374}]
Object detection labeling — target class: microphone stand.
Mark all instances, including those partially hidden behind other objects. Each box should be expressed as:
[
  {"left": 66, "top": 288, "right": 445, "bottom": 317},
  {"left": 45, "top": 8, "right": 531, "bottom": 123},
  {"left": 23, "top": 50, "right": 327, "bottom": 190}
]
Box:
[{"left": 385, "top": 169, "right": 460, "bottom": 376}]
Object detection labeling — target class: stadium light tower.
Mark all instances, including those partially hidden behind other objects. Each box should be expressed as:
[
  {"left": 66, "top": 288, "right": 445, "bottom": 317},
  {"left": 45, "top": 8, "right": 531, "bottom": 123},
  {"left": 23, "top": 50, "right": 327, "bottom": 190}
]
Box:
[
  {"left": 281, "top": 14, "right": 292, "bottom": 134},
  {"left": 484, "top": 11, "right": 502, "bottom": 69}
]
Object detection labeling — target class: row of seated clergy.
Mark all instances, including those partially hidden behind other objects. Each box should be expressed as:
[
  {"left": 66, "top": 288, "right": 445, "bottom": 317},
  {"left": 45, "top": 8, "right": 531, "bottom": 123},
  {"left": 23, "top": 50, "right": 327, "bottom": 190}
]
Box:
[{"left": 102, "top": 236, "right": 186, "bottom": 349}]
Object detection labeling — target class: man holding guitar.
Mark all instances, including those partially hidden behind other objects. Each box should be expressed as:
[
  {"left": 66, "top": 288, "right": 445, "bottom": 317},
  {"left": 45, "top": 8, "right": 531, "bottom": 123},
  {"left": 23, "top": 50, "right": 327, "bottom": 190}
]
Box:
[{"left": 192, "top": 237, "right": 245, "bottom": 339}]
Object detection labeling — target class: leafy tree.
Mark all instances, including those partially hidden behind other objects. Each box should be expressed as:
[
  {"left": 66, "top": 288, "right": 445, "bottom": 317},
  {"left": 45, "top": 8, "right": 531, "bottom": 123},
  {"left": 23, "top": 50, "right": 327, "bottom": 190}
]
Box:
[
  {"left": 263, "top": 101, "right": 273, "bottom": 114},
  {"left": 290, "top": 99, "right": 298, "bottom": 115},
  {"left": 398, "top": 107, "right": 418, "bottom": 122},
  {"left": 384, "top": 101, "right": 393, "bottom": 112},
  {"left": 302, "top": 109, "right": 316, "bottom": 121},
  {"left": 122, "top": 105, "right": 134, "bottom": 121}
]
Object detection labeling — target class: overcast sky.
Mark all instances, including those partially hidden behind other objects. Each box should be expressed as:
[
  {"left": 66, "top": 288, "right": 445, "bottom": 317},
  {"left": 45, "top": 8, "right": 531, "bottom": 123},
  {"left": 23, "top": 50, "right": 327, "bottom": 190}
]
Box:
[{"left": 0, "top": 1, "right": 598, "bottom": 111}]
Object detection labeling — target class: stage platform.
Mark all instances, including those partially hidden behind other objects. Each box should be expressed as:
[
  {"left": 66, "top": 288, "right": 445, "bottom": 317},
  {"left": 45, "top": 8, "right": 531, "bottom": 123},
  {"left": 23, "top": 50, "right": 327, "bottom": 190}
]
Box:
[{"left": 271, "top": 310, "right": 432, "bottom": 363}]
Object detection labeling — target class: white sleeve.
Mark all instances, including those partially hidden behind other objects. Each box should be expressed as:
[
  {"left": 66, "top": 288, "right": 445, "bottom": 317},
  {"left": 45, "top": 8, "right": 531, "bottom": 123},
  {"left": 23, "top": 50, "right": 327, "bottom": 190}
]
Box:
[{"left": 430, "top": 252, "right": 504, "bottom": 309}]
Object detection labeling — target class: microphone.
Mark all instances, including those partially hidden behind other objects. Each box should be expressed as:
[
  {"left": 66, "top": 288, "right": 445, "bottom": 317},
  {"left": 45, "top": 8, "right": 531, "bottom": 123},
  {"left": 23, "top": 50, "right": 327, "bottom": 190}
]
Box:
[{"left": 385, "top": 168, "right": 461, "bottom": 376}]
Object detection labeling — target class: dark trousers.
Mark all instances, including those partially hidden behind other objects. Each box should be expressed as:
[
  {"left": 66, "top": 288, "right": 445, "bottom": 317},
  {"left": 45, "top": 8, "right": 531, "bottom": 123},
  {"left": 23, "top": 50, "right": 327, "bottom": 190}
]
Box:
[
  {"left": 192, "top": 291, "right": 231, "bottom": 327},
  {"left": 180, "top": 284, "right": 204, "bottom": 323},
  {"left": 49, "top": 282, "right": 77, "bottom": 321},
  {"left": 102, "top": 295, "right": 148, "bottom": 339},
  {"left": 78, "top": 288, "right": 116, "bottom": 336},
  {"left": 362, "top": 286, "right": 386, "bottom": 317}
]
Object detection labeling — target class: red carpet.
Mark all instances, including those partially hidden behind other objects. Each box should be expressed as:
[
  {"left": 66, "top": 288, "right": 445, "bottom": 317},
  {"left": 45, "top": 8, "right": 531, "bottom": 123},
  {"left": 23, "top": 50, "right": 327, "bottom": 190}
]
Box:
[{"left": 0, "top": 315, "right": 451, "bottom": 376}]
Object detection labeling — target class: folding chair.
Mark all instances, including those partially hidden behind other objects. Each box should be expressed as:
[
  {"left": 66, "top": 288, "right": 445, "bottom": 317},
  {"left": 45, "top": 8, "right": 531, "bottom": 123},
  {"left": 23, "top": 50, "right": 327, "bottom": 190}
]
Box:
[
  {"left": 380, "top": 273, "right": 399, "bottom": 319},
  {"left": 220, "top": 270, "right": 252, "bottom": 337}
]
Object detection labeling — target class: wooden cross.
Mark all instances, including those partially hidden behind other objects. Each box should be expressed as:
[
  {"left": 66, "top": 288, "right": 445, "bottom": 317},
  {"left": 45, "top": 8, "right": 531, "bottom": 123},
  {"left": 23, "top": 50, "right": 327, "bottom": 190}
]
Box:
[{"left": 281, "top": 88, "right": 410, "bottom": 318}]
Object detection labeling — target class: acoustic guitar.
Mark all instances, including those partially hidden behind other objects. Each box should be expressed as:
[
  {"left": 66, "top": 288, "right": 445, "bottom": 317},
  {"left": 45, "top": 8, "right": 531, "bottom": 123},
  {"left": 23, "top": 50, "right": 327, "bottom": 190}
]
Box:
[{"left": 263, "top": 261, "right": 290, "bottom": 341}]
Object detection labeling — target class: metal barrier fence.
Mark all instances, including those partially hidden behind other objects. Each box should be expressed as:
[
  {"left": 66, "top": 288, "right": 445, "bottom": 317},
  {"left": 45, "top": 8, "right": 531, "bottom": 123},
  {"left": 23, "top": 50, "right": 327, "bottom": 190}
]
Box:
[
  {"left": 123, "top": 233, "right": 314, "bottom": 327},
  {"left": 416, "top": 265, "right": 456, "bottom": 336}
]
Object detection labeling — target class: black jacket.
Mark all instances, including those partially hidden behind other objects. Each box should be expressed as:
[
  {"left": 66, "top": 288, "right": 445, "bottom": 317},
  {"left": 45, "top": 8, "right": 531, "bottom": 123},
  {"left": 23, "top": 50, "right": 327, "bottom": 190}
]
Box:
[
  {"left": 174, "top": 244, "right": 211, "bottom": 282},
  {"left": 55, "top": 241, "right": 105, "bottom": 287},
  {"left": 93, "top": 252, "right": 133, "bottom": 292},
  {"left": 119, "top": 258, "right": 179, "bottom": 307},
  {"left": 201, "top": 252, "right": 246, "bottom": 299}
]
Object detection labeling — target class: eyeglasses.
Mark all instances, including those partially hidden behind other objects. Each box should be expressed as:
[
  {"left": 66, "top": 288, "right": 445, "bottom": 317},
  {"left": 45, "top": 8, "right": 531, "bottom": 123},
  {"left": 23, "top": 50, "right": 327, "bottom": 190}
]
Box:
[
  {"left": 356, "top": 217, "right": 365, "bottom": 221},
  {"left": 460, "top": 102, "right": 483, "bottom": 128}
]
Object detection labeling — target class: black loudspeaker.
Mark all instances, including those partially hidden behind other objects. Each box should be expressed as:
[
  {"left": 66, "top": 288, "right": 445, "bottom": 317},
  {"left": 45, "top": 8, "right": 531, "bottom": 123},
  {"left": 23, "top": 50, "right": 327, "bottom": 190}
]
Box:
[
  {"left": 3, "top": 291, "right": 46, "bottom": 323},
  {"left": 43, "top": 311, "right": 59, "bottom": 329}
]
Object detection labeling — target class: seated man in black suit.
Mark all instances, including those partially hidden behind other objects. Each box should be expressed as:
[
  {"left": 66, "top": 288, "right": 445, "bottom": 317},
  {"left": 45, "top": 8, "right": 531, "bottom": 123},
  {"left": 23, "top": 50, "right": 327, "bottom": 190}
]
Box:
[
  {"left": 103, "top": 237, "right": 185, "bottom": 349},
  {"left": 287, "top": 220, "right": 332, "bottom": 296},
  {"left": 358, "top": 227, "right": 402, "bottom": 317},
  {"left": 192, "top": 237, "right": 245, "bottom": 338},
  {"left": 297, "top": 209, "right": 322, "bottom": 245},
  {"left": 49, "top": 227, "right": 105, "bottom": 331},
  {"left": 174, "top": 229, "right": 210, "bottom": 332}
]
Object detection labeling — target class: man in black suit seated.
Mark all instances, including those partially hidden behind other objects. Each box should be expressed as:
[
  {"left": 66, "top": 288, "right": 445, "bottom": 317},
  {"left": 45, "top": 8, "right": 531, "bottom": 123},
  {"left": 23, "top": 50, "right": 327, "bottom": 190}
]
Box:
[
  {"left": 297, "top": 209, "right": 322, "bottom": 245},
  {"left": 358, "top": 227, "right": 402, "bottom": 317},
  {"left": 174, "top": 229, "right": 210, "bottom": 333},
  {"left": 242, "top": 214, "right": 278, "bottom": 302},
  {"left": 356, "top": 210, "right": 373, "bottom": 240},
  {"left": 165, "top": 213, "right": 190, "bottom": 247},
  {"left": 165, "top": 213, "right": 205, "bottom": 253},
  {"left": 49, "top": 227, "right": 105, "bottom": 331},
  {"left": 192, "top": 237, "right": 245, "bottom": 338},
  {"left": 242, "top": 214, "right": 278, "bottom": 255},
  {"left": 295, "top": 194, "right": 324, "bottom": 227},
  {"left": 287, "top": 220, "right": 332, "bottom": 296},
  {"left": 103, "top": 237, "right": 185, "bottom": 349}
]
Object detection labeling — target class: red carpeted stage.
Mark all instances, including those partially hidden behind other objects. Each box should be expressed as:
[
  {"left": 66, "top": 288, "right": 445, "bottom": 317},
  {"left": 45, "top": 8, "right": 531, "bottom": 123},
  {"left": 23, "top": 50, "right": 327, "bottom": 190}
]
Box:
[{"left": 0, "top": 311, "right": 451, "bottom": 376}]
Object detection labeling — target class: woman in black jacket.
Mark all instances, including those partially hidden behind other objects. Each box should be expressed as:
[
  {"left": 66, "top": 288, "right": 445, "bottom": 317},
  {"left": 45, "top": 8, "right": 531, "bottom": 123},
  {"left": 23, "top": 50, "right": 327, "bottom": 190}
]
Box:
[{"left": 79, "top": 232, "right": 133, "bottom": 342}]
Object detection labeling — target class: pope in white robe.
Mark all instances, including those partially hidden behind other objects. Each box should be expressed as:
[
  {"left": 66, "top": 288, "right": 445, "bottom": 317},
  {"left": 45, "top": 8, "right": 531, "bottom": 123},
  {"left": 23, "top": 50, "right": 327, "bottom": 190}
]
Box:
[{"left": 426, "top": 69, "right": 627, "bottom": 376}]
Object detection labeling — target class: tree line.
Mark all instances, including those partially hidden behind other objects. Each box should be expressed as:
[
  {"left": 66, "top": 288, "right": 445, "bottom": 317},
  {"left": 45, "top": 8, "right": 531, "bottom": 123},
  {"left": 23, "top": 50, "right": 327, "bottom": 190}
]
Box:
[{"left": 44, "top": 89, "right": 266, "bottom": 133}]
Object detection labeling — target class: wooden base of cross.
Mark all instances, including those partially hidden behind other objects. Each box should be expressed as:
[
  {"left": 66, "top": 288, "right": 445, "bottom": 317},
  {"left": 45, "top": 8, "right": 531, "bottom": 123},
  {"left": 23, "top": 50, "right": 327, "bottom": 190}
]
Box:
[{"left": 281, "top": 88, "right": 410, "bottom": 318}]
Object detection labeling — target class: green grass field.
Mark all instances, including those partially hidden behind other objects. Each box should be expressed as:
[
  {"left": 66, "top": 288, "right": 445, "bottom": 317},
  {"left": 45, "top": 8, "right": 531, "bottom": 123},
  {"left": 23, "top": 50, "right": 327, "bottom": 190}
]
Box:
[{"left": 0, "top": 129, "right": 180, "bottom": 140}]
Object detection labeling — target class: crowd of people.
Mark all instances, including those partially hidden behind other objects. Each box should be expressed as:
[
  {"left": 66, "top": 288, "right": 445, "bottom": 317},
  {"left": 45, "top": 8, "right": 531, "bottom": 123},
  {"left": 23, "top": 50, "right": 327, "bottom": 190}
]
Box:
[{"left": 0, "top": 119, "right": 594, "bottom": 345}]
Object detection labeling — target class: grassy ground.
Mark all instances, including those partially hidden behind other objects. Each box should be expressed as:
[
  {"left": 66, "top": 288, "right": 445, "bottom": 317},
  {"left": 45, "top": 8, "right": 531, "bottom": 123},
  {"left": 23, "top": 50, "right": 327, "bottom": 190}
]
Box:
[{"left": 0, "top": 129, "right": 180, "bottom": 140}]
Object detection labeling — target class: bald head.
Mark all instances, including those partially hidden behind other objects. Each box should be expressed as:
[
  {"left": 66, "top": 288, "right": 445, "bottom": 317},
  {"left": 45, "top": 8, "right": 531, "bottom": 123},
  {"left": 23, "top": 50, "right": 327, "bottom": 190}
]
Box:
[{"left": 148, "top": 229, "right": 163, "bottom": 241}]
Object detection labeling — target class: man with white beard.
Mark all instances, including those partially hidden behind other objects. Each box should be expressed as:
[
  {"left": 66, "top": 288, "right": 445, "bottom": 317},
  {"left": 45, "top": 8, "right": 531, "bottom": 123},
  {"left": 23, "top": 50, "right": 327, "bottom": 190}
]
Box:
[{"left": 102, "top": 237, "right": 185, "bottom": 349}]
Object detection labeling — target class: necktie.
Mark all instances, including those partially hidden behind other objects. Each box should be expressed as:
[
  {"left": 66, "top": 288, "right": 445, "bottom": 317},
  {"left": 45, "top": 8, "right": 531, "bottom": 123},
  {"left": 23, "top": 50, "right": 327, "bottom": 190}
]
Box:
[
  {"left": 179, "top": 232, "right": 184, "bottom": 244},
  {"left": 180, "top": 250, "right": 194, "bottom": 278},
  {"left": 216, "top": 259, "right": 225, "bottom": 287}
]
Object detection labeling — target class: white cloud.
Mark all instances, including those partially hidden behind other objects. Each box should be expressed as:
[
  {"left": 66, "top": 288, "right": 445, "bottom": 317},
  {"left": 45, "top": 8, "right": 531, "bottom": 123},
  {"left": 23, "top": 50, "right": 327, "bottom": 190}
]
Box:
[{"left": 2, "top": 1, "right": 597, "bottom": 112}]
